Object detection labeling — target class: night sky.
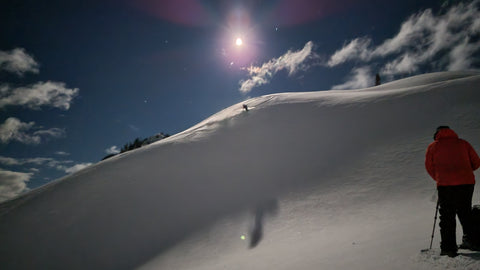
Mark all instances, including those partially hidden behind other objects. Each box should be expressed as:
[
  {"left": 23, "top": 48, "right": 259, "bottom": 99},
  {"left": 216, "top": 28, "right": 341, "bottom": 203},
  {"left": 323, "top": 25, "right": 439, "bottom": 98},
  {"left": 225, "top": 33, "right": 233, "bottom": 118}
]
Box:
[{"left": 1, "top": 0, "right": 479, "bottom": 200}]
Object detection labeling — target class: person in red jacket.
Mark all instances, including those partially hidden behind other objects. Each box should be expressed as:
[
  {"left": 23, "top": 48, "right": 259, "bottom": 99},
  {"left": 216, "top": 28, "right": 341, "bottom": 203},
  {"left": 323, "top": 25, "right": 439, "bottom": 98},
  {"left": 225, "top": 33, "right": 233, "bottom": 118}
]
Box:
[{"left": 425, "top": 126, "right": 480, "bottom": 257}]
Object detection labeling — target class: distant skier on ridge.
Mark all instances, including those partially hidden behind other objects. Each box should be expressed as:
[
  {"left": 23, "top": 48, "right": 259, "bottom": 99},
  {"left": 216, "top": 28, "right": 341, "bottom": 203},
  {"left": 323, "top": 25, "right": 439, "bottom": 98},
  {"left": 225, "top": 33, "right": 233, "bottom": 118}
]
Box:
[
  {"left": 425, "top": 126, "right": 480, "bottom": 257},
  {"left": 375, "top": 73, "right": 381, "bottom": 86}
]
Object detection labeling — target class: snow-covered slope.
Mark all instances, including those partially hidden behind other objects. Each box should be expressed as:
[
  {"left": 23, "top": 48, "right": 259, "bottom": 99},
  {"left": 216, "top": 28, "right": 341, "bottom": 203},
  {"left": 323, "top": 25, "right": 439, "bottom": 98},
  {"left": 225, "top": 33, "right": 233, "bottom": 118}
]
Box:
[{"left": 1, "top": 71, "right": 480, "bottom": 270}]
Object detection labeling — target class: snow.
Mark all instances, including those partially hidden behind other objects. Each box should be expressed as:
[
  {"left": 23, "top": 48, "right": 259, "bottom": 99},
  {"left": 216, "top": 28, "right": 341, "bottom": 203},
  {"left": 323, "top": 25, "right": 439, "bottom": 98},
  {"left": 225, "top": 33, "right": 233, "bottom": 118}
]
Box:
[{"left": 1, "top": 71, "right": 480, "bottom": 269}]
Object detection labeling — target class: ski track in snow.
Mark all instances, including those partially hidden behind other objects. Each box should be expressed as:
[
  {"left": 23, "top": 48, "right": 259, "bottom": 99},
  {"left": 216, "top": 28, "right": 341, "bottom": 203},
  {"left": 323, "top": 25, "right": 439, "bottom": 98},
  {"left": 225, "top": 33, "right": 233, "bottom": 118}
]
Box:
[{"left": 1, "top": 71, "right": 480, "bottom": 270}]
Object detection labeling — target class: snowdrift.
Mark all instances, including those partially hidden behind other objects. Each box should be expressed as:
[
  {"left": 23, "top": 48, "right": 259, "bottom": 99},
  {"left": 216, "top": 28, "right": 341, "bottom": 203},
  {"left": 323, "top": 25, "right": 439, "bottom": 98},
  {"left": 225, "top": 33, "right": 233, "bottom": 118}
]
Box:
[{"left": 1, "top": 71, "right": 480, "bottom": 270}]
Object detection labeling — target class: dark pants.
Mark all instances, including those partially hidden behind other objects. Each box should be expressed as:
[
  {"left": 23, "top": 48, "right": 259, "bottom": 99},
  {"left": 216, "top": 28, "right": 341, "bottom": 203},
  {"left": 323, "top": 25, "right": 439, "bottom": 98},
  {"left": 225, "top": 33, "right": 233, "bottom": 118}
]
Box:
[{"left": 437, "top": 184, "right": 474, "bottom": 251}]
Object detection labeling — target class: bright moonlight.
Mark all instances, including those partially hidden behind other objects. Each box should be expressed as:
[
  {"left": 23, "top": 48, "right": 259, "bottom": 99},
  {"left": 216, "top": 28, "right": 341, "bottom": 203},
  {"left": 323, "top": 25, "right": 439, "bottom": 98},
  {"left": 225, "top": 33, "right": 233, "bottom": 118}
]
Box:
[{"left": 235, "top": 37, "right": 243, "bottom": 46}]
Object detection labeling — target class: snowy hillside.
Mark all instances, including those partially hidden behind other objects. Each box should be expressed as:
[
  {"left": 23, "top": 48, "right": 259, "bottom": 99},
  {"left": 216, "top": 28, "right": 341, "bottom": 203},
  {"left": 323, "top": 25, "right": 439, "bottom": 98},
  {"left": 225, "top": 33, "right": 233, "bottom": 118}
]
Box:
[{"left": 1, "top": 71, "right": 480, "bottom": 270}]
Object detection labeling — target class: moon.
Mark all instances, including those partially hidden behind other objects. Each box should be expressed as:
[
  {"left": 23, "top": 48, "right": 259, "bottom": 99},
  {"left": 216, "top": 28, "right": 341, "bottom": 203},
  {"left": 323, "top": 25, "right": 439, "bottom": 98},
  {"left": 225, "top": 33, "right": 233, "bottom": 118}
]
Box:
[{"left": 235, "top": 37, "right": 243, "bottom": 46}]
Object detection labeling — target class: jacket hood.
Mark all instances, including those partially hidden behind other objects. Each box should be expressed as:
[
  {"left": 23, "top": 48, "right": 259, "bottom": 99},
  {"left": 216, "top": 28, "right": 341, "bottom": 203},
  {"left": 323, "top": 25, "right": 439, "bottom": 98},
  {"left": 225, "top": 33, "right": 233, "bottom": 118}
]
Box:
[{"left": 435, "top": 128, "right": 458, "bottom": 140}]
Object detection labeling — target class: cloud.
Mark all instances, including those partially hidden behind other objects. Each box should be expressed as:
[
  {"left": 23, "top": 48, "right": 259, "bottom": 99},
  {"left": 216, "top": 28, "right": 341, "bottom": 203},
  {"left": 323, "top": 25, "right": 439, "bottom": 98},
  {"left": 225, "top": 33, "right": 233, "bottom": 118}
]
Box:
[
  {"left": 35, "top": 158, "right": 74, "bottom": 169},
  {"left": 64, "top": 163, "right": 93, "bottom": 174},
  {"left": 448, "top": 38, "right": 480, "bottom": 71},
  {"left": 327, "top": 38, "right": 372, "bottom": 67},
  {"left": 382, "top": 53, "right": 419, "bottom": 75},
  {"left": 0, "top": 169, "right": 32, "bottom": 203},
  {"left": 0, "top": 155, "right": 93, "bottom": 175},
  {"left": 55, "top": 151, "right": 70, "bottom": 156},
  {"left": 105, "top": 146, "right": 120, "bottom": 155},
  {"left": 0, "top": 118, "right": 38, "bottom": 144},
  {"left": 332, "top": 67, "right": 373, "bottom": 90},
  {"left": 0, "top": 156, "right": 21, "bottom": 166},
  {"left": 128, "top": 124, "right": 140, "bottom": 132},
  {"left": 239, "top": 41, "right": 315, "bottom": 93},
  {"left": 0, "top": 158, "right": 92, "bottom": 201},
  {"left": 0, "top": 81, "right": 79, "bottom": 110},
  {"left": 0, "top": 48, "right": 39, "bottom": 76},
  {"left": 378, "top": 3, "right": 480, "bottom": 74},
  {"left": 0, "top": 117, "right": 65, "bottom": 144},
  {"left": 372, "top": 10, "right": 436, "bottom": 58},
  {"left": 0, "top": 155, "right": 73, "bottom": 168},
  {"left": 327, "top": 0, "right": 480, "bottom": 84},
  {"left": 33, "top": 128, "right": 66, "bottom": 138}
]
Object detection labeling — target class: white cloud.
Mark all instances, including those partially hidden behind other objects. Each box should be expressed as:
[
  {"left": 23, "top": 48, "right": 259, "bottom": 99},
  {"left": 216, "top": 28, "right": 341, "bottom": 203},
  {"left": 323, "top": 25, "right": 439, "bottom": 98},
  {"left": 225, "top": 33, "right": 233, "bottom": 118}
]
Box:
[
  {"left": 0, "top": 48, "right": 39, "bottom": 76},
  {"left": 332, "top": 67, "right": 372, "bottom": 90},
  {"left": 0, "top": 169, "right": 32, "bottom": 203},
  {"left": 25, "top": 157, "right": 59, "bottom": 166},
  {"left": 239, "top": 41, "right": 315, "bottom": 93},
  {"left": 0, "top": 156, "right": 21, "bottom": 166},
  {"left": 55, "top": 151, "right": 70, "bottom": 156},
  {"left": 379, "top": 2, "right": 480, "bottom": 75},
  {"left": 129, "top": 124, "right": 140, "bottom": 132},
  {"left": 64, "top": 163, "right": 93, "bottom": 174},
  {"left": 0, "top": 155, "right": 93, "bottom": 195},
  {"left": 0, "top": 156, "right": 72, "bottom": 168},
  {"left": 0, "top": 117, "right": 65, "bottom": 144},
  {"left": 33, "top": 128, "right": 66, "bottom": 138},
  {"left": 0, "top": 81, "right": 79, "bottom": 110},
  {"left": 381, "top": 53, "right": 419, "bottom": 75},
  {"left": 47, "top": 159, "right": 75, "bottom": 169},
  {"left": 0, "top": 117, "right": 39, "bottom": 144},
  {"left": 105, "top": 146, "right": 120, "bottom": 155},
  {"left": 372, "top": 10, "right": 436, "bottom": 57},
  {"left": 0, "top": 155, "right": 93, "bottom": 176},
  {"left": 327, "top": 38, "right": 372, "bottom": 67},
  {"left": 327, "top": 0, "right": 480, "bottom": 86},
  {"left": 470, "top": 14, "right": 480, "bottom": 35},
  {"left": 448, "top": 38, "right": 480, "bottom": 71}
]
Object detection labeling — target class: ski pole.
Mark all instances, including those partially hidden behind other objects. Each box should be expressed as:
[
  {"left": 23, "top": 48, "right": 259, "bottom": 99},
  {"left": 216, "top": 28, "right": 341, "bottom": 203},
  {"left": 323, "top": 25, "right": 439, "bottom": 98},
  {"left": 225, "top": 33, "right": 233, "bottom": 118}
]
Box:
[{"left": 429, "top": 199, "right": 440, "bottom": 250}]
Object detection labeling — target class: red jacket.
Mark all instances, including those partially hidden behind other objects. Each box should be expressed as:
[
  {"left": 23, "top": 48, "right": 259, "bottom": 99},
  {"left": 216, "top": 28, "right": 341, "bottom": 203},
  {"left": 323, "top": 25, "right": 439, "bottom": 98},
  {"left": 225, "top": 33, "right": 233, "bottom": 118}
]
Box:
[{"left": 425, "top": 128, "right": 480, "bottom": 186}]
